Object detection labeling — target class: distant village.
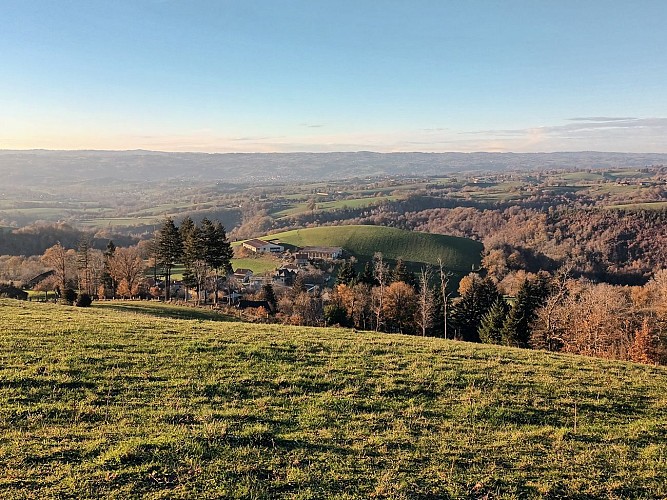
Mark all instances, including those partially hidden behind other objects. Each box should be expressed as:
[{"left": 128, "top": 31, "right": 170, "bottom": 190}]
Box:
[{"left": 165, "top": 239, "right": 345, "bottom": 311}]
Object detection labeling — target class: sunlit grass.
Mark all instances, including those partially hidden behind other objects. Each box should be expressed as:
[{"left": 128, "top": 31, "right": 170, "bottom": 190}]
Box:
[{"left": 0, "top": 299, "right": 665, "bottom": 498}]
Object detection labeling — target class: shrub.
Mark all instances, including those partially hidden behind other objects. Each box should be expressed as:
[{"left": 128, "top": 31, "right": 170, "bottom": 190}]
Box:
[
  {"left": 76, "top": 293, "right": 93, "bottom": 308},
  {"left": 61, "top": 288, "right": 77, "bottom": 305}
]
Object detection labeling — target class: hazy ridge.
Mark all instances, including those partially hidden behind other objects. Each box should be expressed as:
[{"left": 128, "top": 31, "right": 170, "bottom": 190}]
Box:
[{"left": 2, "top": 150, "right": 667, "bottom": 186}]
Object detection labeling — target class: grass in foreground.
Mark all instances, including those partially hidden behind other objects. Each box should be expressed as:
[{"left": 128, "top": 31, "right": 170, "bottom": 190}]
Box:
[{"left": 0, "top": 299, "right": 666, "bottom": 499}]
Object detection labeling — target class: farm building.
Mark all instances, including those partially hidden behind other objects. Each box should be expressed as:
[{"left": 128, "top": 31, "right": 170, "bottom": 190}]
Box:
[
  {"left": 242, "top": 239, "right": 284, "bottom": 254},
  {"left": 300, "top": 246, "right": 343, "bottom": 260}
]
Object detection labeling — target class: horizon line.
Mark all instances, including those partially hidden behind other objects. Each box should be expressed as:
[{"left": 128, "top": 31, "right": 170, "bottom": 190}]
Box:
[{"left": 2, "top": 148, "right": 667, "bottom": 156}]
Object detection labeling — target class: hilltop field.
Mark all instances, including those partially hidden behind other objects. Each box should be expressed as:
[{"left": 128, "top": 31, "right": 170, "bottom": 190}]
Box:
[{"left": 0, "top": 299, "right": 665, "bottom": 498}]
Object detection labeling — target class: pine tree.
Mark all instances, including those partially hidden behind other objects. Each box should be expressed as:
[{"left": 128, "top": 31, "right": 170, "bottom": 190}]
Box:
[
  {"left": 392, "top": 258, "right": 416, "bottom": 288},
  {"left": 157, "top": 218, "right": 183, "bottom": 300},
  {"left": 200, "top": 218, "right": 233, "bottom": 305},
  {"left": 359, "top": 262, "right": 376, "bottom": 286},
  {"left": 450, "top": 275, "right": 501, "bottom": 342},
  {"left": 501, "top": 278, "right": 548, "bottom": 348},
  {"left": 337, "top": 261, "right": 357, "bottom": 285},
  {"left": 292, "top": 273, "right": 307, "bottom": 294},
  {"left": 478, "top": 298, "right": 508, "bottom": 344},
  {"left": 180, "top": 217, "right": 206, "bottom": 302}
]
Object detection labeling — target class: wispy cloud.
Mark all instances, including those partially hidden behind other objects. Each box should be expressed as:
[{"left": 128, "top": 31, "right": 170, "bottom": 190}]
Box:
[
  {"left": 568, "top": 116, "right": 636, "bottom": 122},
  {"left": 460, "top": 117, "right": 667, "bottom": 153},
  {"left": 468, "top": 118, "right": 667, "bottom": 137}
]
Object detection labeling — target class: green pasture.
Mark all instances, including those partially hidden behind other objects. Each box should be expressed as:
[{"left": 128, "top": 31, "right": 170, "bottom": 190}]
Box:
[
  {"left": 261, "top": 225, "right": 482, "bottom": 274},
  {"left": 0, "top": 299, "right": 665, "bottom": 498}
]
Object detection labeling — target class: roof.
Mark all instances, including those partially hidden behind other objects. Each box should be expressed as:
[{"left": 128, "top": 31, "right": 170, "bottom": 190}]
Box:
[
  {"left": 0, "top": 284, "right": 28, "bottom": 300},
  {"left": 301, "top": 246, "right": 343, "bottom": 253},
  {"left": 243, "top": 238, "right": 270, "bottom": 249},
  {"left": 234, "top": 268, "right": 253, "bottom": 275},
  {"left": 237, "top": 299, "right": 274, "bottom": 312}
]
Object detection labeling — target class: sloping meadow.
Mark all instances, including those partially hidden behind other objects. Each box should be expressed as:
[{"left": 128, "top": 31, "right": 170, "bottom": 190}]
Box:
[{"left": 0, "top": 299, "right": 665, "bottom": 498}]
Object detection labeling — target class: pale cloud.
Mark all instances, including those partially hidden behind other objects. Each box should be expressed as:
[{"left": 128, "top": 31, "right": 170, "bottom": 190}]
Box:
[
  {"left": 460, "top": 117, "right": 667, "bottom": 153},
  {"left": 568, "top": 116, "right": 637, "bottom": 122},
  {"left": 3, "top": 117, "right": 666, "bottom": 153}
]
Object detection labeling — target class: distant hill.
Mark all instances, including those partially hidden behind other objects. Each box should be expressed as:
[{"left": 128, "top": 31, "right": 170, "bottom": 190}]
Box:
[
  {"left": 260, "top": 225, "right": 482, "bottom": 274},
  {"left": 0, "top": 298, "right": 665, "bottom": 497},
  {"left": 1, "top": 149, "right": 666, "bottom": 187}
]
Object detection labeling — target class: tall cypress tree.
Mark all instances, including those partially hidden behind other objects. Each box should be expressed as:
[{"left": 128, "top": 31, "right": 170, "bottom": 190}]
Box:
[{"left": 261, "top": 283, "right": 278, "bottom": 312}]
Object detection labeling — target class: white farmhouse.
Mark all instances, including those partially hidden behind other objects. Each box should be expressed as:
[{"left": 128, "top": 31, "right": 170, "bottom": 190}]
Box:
[{"left": 242, "top": 238, "right": 284, "bottom": 254}]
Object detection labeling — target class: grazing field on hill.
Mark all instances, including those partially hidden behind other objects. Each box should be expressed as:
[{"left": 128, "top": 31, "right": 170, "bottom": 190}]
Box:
[
  {"left": 272, "top": 196, "right": 402, "bottom": 218},
  {"left": 262, "top": 225, "right": 482, "bottom": 274},
  {"left": 230, "top": 256, "right": 281, "bottom": 275},
  {"left": 0, "top": 299, "right": 666, "bottom": 498}
]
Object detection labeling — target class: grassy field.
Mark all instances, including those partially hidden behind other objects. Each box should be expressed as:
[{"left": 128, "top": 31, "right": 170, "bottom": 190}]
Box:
[
  {"left": 231, "top": 256, "right": 282, "bottom": 275},
  {"left": 0, "top": 299, "right": 666, "bottom": 498},
  {"left": 272, "top": 196, "right": 401, "bottom": 219},
  {"left": 260, "top": 225, "right": 482, "bottom": 274},
  {"left": 78, "top": 217, "right": 161, "bottom": 229}
]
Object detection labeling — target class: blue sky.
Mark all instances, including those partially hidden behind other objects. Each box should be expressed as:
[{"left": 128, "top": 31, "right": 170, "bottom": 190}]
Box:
[{"left": 2, "top": 0, "right": 667, "bottom": 152}]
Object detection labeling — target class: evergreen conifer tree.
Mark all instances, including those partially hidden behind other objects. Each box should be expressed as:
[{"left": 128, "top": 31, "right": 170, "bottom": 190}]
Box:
[
  {"left": 450, "top": 275, "right": 501, "bottom": 342},
  {"left": 359, "top": 262, "right": 376, "bottom": 286},
  {"left": 337, "top": 261, "right": 357, "bottom": 285},
  {"left": 478, "top": 298, "right": 508, "bottom": 344},
  {"left": 157, "top": 218, "right": 183, "bottom": 300},
  {"left": 501, "top": 278, "right": 549, "bottom": 348},
  {"left": 392, "top": 258, "right": 416, "bottom": 288},
  {"left": 261, "top": 283, "right": 278, "bottom": 312},
  {"left": 200, "top": 218, "right": 233, "bottom": 305}
]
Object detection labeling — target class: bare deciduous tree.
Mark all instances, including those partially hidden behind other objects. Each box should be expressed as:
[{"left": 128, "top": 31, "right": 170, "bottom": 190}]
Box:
[
  {"left": 108, "top": 247, "right": 145, "bottom": 298},
  {"left": 416, "top": 266, "right": 435, "bottom": 336},
  {"left": 41, "top": 243, "right": 76, "bottom": 294}
]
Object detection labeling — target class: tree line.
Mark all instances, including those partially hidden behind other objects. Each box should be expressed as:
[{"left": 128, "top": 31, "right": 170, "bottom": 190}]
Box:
[{"left": 29, "top": 217, "right": 232, "bottom": 304}]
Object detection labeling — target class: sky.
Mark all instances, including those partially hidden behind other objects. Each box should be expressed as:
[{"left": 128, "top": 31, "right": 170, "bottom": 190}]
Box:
[{"left": 2, "top": 0, "right": 667, "bottom": 153}]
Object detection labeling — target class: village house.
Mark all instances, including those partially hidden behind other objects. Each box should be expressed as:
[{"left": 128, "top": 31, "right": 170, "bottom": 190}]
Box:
[
  {"left": 294, "top": 252, "right": 309, "bottom": 266},
  {"left": 242, "top": 239, "right": 284, "bottom": 254},
  {"left": 273, "top": 266, "right": 299, "bottom": 286},
  {"left": 233, "top": 268, "right": 253, "bottom": 284}
]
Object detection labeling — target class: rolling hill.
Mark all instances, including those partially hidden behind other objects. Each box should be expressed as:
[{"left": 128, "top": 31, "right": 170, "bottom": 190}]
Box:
[
  {"left": 0, "top": 299, "right": 665, "bottom": 498},
  {"left": 258, "top": 225, "right": 482, "bottom": 274}
]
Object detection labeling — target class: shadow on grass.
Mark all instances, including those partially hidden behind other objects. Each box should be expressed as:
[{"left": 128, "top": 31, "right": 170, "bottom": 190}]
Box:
[{"left": 96, "top": 302, "right": 234, "bottom": 322}]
